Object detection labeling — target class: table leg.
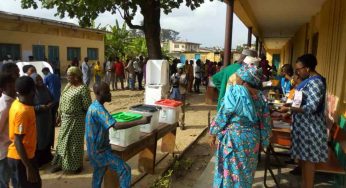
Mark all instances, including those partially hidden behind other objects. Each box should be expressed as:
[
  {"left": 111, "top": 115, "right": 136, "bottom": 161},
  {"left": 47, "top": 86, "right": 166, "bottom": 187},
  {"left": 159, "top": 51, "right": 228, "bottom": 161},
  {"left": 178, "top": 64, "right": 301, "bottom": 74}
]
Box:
[
  {"left": 138, "top": 141, "right": 157, "bottom": 174},
  {"left": 104, "top": 169, "right": 119, "bottom": 188},
  {"left": 263, "top": 145, "right": 281, "bottom": 188},
  {"left": 161, "top": 129, "right": 176, "bottom": 153}
]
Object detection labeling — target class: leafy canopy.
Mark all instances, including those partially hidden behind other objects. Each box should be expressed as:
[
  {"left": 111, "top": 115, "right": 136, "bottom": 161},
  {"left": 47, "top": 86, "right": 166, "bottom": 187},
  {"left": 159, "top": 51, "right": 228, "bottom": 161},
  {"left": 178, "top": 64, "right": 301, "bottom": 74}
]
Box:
[{"left": 21, "top": 0, "right": 213, "bottom": 29}]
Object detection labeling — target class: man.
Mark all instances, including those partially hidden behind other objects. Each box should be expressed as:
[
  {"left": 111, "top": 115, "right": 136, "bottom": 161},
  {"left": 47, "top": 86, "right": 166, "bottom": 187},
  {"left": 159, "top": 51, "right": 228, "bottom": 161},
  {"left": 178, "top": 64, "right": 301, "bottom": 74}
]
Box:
[
  {"left": 212, "top": 49, "right": 257, "bottom": 110},
  {"left": 8, "top": 76, "right": 41, "bottom": 188},
  {"left": 137, "top": 56, "right": 145, "bottom": 90},
  {"left": 82, "top": 57, "right": 92, "bottom": 87},
  {"left": 186, "top": 60, "right": 194, "bottom": 93},
  {"left": 193, "top": 59, "right": 202, "bottom": 93},
  {"left": 22, "top": 65, "right": 36, "bottom": 77},
  {"left": 114, "top": 57, "right": 125, "bottom": 90},
  {"left": 52, "top": 57, "right": 61, "bottom": 77},
  {"left": 259, "top": 54, "right": 272, "bottom": 80},
  {"left": 42, "top": 67, "right": 61, "bottom": 146},
  {"left": 1, "top": 63, "right": 20, "bottom": 79},
  {"left": 0, "top": 73, "right": 16, "bottom": 188},
  {"left": 104, "top": 57, "right": 113, "bottom": 85},
  {"left": 125, "top": 58, "right": 135, "bottom": 90},
  {"left": 85, "top": 82, "right": 151, "bottom": 188}
]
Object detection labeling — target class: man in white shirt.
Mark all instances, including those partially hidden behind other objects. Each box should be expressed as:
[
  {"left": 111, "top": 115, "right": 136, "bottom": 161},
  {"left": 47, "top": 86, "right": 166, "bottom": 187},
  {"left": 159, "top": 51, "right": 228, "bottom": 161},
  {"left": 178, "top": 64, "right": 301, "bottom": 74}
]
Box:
[
  {"left": 104, "top": 57, "right": 114, "bottom": 85},
  {"left": 82, "top": 57, "right": 92, "bottom": 86},
  {"left": 0, "top": 73, "right": 16, "bottom": 187},
  {"left": 193, "top": 59, "right": 202, "bottom": 93}
]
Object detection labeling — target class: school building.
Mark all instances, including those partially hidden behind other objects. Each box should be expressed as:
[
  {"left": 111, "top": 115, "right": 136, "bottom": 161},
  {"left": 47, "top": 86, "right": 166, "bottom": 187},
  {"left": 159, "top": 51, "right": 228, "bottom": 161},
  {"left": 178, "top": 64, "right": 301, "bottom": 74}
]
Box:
[
  {"left": 220, "top": 0, "right": 346, "bottom": 185},
  {"left": 0, "top": 11, "right": 107, "bottom": 74},
  {"left": 223, "top": 0, "right": 345, "bottom": 117}
]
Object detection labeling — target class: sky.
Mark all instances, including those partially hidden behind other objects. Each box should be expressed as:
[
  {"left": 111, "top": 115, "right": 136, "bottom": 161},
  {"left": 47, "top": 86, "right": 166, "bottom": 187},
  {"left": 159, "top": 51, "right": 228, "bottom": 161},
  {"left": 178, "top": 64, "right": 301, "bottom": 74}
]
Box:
[{"left": 0, "top": 0, "right": 251, "bottom": 48}]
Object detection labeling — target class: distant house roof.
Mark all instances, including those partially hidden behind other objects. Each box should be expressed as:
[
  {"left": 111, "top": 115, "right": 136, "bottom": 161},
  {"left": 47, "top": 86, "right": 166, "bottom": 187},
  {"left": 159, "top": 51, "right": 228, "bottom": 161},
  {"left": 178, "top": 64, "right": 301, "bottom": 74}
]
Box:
[
  {"left": 170, "top": 40, "right": 201, "bottom": 45},
  {"left": 0, "top": 10, "right": 108, "bottom": 34}
]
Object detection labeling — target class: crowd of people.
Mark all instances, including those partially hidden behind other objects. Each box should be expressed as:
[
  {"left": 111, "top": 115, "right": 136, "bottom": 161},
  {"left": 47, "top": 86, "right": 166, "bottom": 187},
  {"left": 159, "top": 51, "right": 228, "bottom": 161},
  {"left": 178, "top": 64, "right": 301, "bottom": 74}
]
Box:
[
  {"left": 0, "top": 48, "right": 328, "bottom": 188},
  {"left": 68, "top": 56, "right": 148, "bottom": 91},
  {"left": 170, "top": 58, "right": 222, "bottom": 93},
  {"left": 209, "top": 49, "right": 327, "bottom": 188},
  {"left": 0, "top": 57, "right": 152, "bottom": 188}
]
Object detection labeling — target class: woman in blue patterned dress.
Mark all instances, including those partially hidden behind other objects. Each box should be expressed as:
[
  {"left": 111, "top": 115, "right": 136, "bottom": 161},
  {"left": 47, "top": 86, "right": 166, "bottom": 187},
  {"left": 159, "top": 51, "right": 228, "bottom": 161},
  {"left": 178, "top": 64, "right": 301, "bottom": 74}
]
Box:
[
  {"left": 209, "top": 66, "right": 271, "bottom": 188},
  {"left": 279, "top": 54, "right": 327, "bottom": 188}
]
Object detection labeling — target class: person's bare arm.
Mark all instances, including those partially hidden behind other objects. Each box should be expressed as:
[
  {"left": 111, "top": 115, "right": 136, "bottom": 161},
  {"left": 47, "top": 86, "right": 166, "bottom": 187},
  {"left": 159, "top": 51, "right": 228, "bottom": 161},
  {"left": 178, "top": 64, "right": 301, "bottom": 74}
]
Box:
[
  {"left": 113, "top": 116, "right": 151, "bottom": 130},
  {"left": 14, "top": 134, "right": 39, "bottom": 183}
]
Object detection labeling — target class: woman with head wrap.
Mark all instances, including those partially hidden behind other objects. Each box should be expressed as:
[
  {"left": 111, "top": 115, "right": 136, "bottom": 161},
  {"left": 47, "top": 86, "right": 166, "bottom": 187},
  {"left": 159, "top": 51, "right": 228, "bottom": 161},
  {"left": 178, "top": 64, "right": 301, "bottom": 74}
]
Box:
[
  {"left": 212, "top": 48, "right": 258, "bottom": 110},
  {"left": 51, "top": 66, "right": 92, "bottom": 174},
  {"left": 209, "top": 66, "right": 271, "bottom": 187},
  {"left": 170, "top": 63, "right": 187, "bottom": 130},
  {"left": 31, "top": 73, "right": 54, "bottom": 167}
]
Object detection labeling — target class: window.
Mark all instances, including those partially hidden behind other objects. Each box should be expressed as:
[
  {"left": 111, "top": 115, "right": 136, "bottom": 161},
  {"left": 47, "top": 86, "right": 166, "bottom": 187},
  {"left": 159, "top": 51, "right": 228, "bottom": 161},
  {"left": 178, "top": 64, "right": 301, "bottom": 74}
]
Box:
[
  {"left": 0, "top": 43, "right": 20, "bottom": 61},
  {"left": 67, "top": 47, "right": 81, "bottom": 61},
  {"left": 48, "top": 46, "right": 59, "bottom": 62},
  {"left": 174, "top": 44, "right": 179, "bottom": 48},
  {"left": 182, "top": 45, "right": 185, "bottom": 48},
  {"left": 32, "top": 45, "right": 45, "bottom": 61},
  {"left": 87, "top": 48, "right": 98, "bottom": 60}
]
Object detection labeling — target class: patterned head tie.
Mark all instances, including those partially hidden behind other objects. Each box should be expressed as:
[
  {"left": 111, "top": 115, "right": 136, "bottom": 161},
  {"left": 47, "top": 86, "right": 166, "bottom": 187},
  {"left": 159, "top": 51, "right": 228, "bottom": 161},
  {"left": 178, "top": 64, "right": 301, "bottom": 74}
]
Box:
[
  {"left": 67, "top": 66, "right": 83, "bottom": 78},
  {"left": 236, "top": 65, "right": 263, "bottom": 88}
]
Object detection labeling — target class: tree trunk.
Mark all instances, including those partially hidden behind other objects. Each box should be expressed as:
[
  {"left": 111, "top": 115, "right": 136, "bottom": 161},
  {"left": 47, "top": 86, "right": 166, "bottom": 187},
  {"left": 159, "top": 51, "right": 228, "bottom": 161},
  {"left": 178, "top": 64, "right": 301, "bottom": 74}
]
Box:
[{"left": 141, "top": 0, "right": 163, "bottom": 59}]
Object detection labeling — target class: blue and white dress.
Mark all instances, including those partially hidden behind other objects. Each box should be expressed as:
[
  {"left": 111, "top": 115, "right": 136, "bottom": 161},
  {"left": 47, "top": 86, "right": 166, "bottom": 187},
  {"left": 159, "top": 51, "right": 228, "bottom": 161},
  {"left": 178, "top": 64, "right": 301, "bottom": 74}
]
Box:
[{"left": 291, "top": 76, "right": 328, "bottom": 163}]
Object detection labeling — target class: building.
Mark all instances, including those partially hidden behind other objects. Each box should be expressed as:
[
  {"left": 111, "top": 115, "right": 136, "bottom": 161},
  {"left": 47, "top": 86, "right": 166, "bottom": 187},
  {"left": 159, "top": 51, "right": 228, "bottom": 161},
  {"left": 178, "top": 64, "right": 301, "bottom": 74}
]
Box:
[
  {"left": 0, "top": 11, "right": 107, "bottom": 74},
  {"left": 224, "top": 0, "right": 345, "bottom": 117},
  {"left": 162, "top": 40, "right": 201, "bottom": 53},
  {"left": 162, "top": 40, "right": 221, "bottom": 63}
]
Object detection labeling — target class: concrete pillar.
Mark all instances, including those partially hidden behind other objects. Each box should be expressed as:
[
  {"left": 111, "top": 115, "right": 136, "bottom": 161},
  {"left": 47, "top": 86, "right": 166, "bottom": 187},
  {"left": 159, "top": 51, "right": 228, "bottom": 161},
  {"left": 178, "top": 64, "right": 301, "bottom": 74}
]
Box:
[
  {"left": 247, "top": 27, "right": 252, "bottom": 48},
  {"left": 255, "top": 36, "right": 259, "bottom": 51},
  {"left": 223, "top": 0, "right": 234, "bottom": 66}
]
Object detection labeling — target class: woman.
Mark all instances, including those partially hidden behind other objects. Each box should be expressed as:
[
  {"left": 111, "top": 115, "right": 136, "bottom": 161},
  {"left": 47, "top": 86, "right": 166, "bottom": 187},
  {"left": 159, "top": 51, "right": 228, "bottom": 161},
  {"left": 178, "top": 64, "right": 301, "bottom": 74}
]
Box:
[
  {"left": 209, "top": 66, "right": 271, "bottom": 188},
  {"left": 279, "top": 54, "right": 327, "bottom": 188},
  {"left": 51, "top": 66, "right": 92, "bottom": 173},
  {"left": 170, "top": 63, "right": 188, "bottom": 130},
  {"left": 93, "top": 61, "right": 102, "bottom": 84},
  {"left": 31, "top": 73, "right": 54, "bottom": 167}
]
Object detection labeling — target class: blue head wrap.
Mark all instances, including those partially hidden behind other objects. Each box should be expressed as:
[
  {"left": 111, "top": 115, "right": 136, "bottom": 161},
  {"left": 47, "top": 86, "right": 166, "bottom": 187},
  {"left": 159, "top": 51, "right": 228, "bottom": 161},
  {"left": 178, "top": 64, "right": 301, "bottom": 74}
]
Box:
[{"left": 236, "top": 65, "right": 263, "bottom": 88}]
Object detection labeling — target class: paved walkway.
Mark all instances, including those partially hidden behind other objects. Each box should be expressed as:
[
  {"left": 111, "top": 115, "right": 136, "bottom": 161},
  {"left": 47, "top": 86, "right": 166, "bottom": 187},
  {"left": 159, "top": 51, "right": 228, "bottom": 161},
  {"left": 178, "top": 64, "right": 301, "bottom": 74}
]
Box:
[{"left": 194, "top": 153, "right": 336, "bottom": 188}]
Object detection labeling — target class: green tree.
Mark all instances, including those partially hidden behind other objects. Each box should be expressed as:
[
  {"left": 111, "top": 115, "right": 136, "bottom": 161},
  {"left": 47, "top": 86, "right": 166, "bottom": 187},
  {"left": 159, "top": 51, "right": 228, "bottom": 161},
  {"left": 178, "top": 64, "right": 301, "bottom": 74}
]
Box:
[
  {"left": 104, "top": 20, "right": 131, "bottom": 59},
  {"left": 236, "top": 45, "right": 244, "bottom": 52},
  {"left": 161, "top": 29, "right": 180, "bottom": 41},
  {"left": 105, "top": 20, "right": 148, "bottom": 59},
  {"left": 20, "top": 0, "right": 211, "bottom": 59}
]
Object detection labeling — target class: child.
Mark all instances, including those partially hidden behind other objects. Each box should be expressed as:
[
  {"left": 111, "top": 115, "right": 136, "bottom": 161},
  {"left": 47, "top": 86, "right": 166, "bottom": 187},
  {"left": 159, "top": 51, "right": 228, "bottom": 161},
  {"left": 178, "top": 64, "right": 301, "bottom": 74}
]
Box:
[
  {"left": 0, "top": 73, "right": 16, "bottom": 188},
  {"left": 170, "top": 63, "right": 187, "bottom": 130},
  {"left": 85, "top": 82, "right": 151, "bottom": 188},
  {"left": 7, "top": 76, "right": 41, "bottom": 188}
]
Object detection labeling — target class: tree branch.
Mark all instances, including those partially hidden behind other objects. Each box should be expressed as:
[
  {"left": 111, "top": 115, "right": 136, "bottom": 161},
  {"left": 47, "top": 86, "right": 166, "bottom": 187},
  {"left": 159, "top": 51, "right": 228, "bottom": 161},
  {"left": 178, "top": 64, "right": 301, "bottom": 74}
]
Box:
[{"left": 122, "top": 9, "right": 144, "bottom": 30}]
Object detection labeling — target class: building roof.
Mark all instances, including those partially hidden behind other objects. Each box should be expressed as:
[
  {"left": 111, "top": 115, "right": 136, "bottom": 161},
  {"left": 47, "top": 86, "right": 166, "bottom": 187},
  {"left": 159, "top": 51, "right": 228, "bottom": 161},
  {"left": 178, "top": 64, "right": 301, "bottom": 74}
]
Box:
[
  {"left": 170, "top": 40, "right": 201, "bottom": 45},
  {"left": 0, "top": 10, "right": 108, "bottom": 34}
]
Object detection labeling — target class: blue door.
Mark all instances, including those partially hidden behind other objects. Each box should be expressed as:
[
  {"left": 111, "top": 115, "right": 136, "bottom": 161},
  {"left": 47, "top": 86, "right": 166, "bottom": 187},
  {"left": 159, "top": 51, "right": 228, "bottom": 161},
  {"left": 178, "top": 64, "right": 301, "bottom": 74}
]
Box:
[
  {"left": 195, "top": 53, "right": 201, "bottom": 61},
  {"left": 180, "top": 54, "right": 186, "bottom": 64}
]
